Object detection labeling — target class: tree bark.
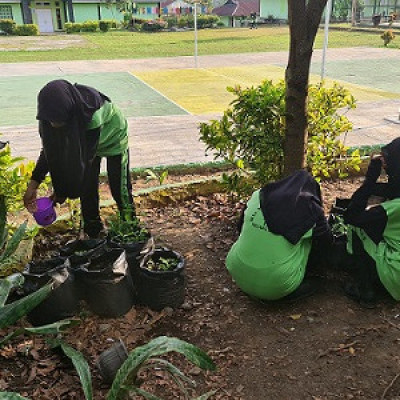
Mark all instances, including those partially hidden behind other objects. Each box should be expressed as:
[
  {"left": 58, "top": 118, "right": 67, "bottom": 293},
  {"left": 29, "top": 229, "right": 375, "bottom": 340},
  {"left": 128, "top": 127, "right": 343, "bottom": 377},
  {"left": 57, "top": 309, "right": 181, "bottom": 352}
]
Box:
[{"left": 283, "top": 0, "right": 327, "bottom": 176}]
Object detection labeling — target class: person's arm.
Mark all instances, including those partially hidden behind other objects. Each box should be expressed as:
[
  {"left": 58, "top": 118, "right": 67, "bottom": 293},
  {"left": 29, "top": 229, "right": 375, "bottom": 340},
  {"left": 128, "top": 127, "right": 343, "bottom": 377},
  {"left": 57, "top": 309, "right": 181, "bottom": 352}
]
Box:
[
  {"left": 312, "top": 209, "right": 333, "bottom": 247},
  {"left": 31, "top": 149, "right": 48, "bottom": 184},
  {"left": 344, "top": 158, "right": 387, "bottom": 244},
  {"left": 24, "top": 150, "right": 49, "bottom": 213}
]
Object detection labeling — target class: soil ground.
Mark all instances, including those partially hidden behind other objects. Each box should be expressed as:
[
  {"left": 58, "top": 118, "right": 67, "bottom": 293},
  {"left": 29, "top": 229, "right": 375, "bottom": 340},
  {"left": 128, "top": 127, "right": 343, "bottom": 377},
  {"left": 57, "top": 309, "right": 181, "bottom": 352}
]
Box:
[{"left": 2, "top": 176, "right": 400, "bottom": 400}]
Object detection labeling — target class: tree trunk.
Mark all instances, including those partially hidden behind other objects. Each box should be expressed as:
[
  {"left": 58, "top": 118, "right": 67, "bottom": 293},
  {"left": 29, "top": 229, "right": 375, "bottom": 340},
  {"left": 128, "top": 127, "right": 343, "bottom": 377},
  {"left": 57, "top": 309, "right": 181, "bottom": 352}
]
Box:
[
  {"left": 351, "top": 0, "right": 357, "bottom": 26},
  {"left": 283, "top": 0, "right": 328, "bottom": 176}
]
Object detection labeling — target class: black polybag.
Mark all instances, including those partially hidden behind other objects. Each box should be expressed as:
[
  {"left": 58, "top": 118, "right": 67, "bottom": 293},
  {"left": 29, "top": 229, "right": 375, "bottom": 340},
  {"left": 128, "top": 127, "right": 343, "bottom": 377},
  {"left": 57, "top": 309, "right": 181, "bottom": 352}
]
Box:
[
  {"left": 137, "top": 247, "right": 185, "bottom": 311},
  {"left": 23, "top": 257, "right": 79, "bottom": 326},
  {"left": 74, "top": 248, "right": 135, "bottom": 317}
]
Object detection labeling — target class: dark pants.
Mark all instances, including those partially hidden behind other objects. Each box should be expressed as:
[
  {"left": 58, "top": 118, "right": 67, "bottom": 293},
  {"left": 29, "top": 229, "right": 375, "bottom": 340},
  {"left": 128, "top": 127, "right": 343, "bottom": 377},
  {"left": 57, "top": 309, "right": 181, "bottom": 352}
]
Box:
[
  {"left": 80, "top": 149, "right": 135, "bottom": 237},
  {"left": 350, "top": 233, "right": 385, "bottom": 300}
]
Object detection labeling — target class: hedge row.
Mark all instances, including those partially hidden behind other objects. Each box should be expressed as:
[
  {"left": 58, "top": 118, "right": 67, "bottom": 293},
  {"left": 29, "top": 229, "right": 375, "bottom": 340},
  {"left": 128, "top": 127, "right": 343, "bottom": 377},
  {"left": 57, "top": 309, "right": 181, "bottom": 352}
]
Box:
[
  {"left": 0, "top": 19, "right": 38, "bottom": 35},
  {"left": 65, "top": 20, "right": 117, "bottom": 33}
]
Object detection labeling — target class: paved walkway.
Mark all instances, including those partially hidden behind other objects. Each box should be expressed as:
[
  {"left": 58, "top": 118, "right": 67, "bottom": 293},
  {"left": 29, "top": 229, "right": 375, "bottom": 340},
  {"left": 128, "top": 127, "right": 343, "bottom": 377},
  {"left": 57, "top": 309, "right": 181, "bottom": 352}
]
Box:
[{"left": 1, "top": 48, "right": 400, "bottom": 168}]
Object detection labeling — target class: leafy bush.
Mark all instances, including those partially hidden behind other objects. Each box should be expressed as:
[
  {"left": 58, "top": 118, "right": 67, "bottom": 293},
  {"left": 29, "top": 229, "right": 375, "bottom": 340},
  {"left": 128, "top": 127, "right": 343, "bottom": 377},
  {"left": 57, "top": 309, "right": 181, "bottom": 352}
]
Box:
[
  {"left": 13, "top": 24, "right": 39, "bottom": 36},
  {"left": 307, "top": 83, "right": 360, "bottom": 180},
  {"left": 0, "top": 141, "right": 33, "bottom": 214},
  {"left": 163, "top": 15, "right": 178, "bottom": 28},
  {"left": 142, "top": 19, "right": 167, "bottom": 32},
  {"left": 81, "top": 20, "right": 98, "bottom": 32},
  {"left": 216, "top": 20, "right": 225, "bottom": 27},
  {"left": 381, "top": 29, "right": 395, "bottom": 46},
  {"left": 178, "top": 16, "right": 188, "bottom": 28},
  {"left": 0, "top": 19, "right": 16, "bottom": 35},
  {"left": 197, "top": 15, "right": 219, "bottom": 28},
  {"left": 99, "top": 20, "right": 113, "bottom": 32},
  {"left": 0, "top": 141, "right": 35, "bottom": 276},
  {"left": 64, "top": 22, "right": 82, "bottom": 33},
  {"left": 199, "top": 80, "right": 360, "bottom": 196}
]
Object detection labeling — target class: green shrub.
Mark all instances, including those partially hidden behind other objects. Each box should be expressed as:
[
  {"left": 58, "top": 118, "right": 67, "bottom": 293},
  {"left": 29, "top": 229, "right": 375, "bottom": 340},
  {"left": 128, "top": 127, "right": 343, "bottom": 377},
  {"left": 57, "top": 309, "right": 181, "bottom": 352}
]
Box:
[
  {"left": 81, "top": 20, "right": 98, "bottom": 32},
  {"left": 177, "top": 15, "right": 188, "bottom": 28},
  {"left": 199, "top": 80, "right": 360, "bottom": 196},
  {"left": 163, "top": 15, "right": 178, "bottom": 28},
  {"left": 381, "top": 29, "right": 395, "bottom": 46},
  {"left": 216, "top": 20, "right": 225, "bottom": 27},
  {"left": 0, "top": 19, "right": 16, "bottom": 35},
  {"left": 187, "top": 15, "right": 194, "bottom": 28},
  {"left": 64, "top": 22, "right": 82, "bottom": 33},
  {"left": 99, "top": 19, "right": 113, "bottom": 32},
  {"left": 197, "top": 15, "right": 218, "bottom": 28},
  {"left": 13, "top": 24, "right": 39, "bottom": 36},
  {"left": 142, "top": 19, "right": 167, "bottom": 32}
]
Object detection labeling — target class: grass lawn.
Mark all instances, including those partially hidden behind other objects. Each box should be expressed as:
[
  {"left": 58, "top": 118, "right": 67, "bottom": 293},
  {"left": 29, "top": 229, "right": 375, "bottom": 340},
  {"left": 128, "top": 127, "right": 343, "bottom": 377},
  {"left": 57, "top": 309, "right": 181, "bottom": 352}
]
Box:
[{"left": 0, "top": 26, "right": 398, "bottom": 63}]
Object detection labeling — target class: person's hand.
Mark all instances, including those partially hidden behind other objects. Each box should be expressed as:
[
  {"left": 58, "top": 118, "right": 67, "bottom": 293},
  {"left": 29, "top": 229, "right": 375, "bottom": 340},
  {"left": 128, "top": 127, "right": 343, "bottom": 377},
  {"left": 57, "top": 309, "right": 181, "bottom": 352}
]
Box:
[
  {"left": 366, "top": 157, "right": 382, "bottom": 182},
  {"left": 50, "top": 192, "right": 66, "bottom": 205},
  {"left": 23, "top": 180, "right": 39, "bottom": 213}
]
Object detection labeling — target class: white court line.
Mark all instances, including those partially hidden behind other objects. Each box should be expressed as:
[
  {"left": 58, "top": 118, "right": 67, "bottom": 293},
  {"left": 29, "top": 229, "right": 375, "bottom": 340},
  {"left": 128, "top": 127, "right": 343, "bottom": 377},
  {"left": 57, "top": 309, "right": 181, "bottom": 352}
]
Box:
[{"left": 128, "top": 71, "right": 192, "bottom": 115}]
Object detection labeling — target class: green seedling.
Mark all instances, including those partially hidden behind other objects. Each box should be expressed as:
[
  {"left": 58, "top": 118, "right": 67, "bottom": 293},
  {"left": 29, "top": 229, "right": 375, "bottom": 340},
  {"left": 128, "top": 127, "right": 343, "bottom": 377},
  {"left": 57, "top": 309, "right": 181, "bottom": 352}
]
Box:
[{"left": 146, "top": 256, "right": 179, "bottom": 272}]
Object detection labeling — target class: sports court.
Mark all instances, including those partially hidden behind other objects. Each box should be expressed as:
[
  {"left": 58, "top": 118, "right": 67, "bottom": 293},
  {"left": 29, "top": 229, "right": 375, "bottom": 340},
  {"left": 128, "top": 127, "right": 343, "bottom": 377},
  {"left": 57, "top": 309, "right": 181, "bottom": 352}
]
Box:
[
  {"left": 1, "top": 49, "right": 399, "bottom": 167},
  {"left": 1, "top": 53, "right": 399, "bottom": 126}
]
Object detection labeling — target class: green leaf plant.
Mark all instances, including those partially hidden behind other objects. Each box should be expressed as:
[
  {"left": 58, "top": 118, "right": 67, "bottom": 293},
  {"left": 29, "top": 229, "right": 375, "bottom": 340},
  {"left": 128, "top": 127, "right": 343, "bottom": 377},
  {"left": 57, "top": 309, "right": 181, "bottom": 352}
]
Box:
[
  {"left": 12, "top": 335, "right": 217, "bottom": 400},
  {"left": 108, "top": 211, "right": 150, "bottom": 244},
  {"left": 145, "top": 168, "right": 169, "bottom": 185},
  {"left": 0, "top": 139, "right": 36, "bottom": 277},
  {"left": 199, "top": 80, "right": 361, "bottom": 197}
]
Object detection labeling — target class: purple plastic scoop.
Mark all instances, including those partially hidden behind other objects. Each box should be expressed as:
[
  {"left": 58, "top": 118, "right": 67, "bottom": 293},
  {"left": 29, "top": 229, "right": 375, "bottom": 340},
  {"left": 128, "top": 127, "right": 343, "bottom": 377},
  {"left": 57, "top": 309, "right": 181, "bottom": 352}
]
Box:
[{"left": 33, "top": 197, "right": 56, "bottom": 226}]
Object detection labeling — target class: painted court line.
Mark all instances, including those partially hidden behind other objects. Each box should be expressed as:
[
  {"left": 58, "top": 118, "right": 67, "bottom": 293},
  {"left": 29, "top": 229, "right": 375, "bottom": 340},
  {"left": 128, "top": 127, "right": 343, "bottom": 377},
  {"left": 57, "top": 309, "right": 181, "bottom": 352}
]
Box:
[{"left": 128, "top": 71, "right": 191, "bottom": 115}]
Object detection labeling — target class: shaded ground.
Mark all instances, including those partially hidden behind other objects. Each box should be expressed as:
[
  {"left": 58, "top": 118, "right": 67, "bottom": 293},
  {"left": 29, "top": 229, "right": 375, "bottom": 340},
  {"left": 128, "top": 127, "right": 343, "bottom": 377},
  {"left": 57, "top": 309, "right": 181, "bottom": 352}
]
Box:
[{"left": 2, "top": 177, "right": 400, "bottom": 399}]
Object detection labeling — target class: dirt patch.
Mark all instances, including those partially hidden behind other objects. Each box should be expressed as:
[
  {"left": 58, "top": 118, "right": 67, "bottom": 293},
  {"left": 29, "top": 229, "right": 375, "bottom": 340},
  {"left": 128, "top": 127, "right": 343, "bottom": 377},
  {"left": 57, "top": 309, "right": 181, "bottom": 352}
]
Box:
[
  {"left": 0, "top": 34, "right": 92, "bottom": 51},
  {"left": 3, "top": 177, "right": 400, "bottom": 400}
]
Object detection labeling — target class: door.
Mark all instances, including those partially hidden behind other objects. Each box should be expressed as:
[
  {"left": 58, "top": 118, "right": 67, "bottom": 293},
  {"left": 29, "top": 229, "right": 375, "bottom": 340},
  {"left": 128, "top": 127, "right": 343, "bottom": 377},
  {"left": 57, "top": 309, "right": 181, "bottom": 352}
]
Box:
[{"left": 36, "top": 9, "right": 54, "bottom": 33}]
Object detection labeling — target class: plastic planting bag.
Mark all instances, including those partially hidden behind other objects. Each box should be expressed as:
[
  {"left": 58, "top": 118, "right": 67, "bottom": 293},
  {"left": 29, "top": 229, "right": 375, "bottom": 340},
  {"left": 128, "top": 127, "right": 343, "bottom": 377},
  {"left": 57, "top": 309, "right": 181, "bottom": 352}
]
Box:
[
  {"left": 75, "top": 248, "right": 135, "bottom": 318},
  {"left": 108, "top": 234, "right": 153, "bottom": 278},
  {"left": 60, "top": 238, "right": 106, "bottom": 266},
  {"left": 23, "top": 257, "right": 79, "bottom": 326},
  {"left": 137, "top": 247, "right": 185, "bottom": 311}
]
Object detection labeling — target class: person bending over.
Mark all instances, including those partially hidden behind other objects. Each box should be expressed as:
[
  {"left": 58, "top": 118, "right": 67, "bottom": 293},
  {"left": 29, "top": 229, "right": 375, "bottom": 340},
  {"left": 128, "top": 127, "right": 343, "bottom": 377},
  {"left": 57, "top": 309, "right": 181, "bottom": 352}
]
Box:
[{"left": 23, "top": 79, "right": 135, "bottom": 238}]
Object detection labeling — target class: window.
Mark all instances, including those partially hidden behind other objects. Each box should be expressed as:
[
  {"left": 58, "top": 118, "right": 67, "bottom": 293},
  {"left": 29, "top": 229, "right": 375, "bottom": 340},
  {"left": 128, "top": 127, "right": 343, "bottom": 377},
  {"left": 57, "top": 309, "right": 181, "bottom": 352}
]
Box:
[{"left": 0, "top": 5, "right": 13, "bottom": 20}]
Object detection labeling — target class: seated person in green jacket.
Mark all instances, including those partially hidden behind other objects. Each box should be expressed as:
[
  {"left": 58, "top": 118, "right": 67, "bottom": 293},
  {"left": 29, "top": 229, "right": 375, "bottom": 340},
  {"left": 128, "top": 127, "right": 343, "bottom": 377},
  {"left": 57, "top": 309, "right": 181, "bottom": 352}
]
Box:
[
  {"left": 226, "top": 170, "right": 332, "bottom": 302},
  {"left": 23, "top": 79, "right": 135, "bottom": 238},
  {"left": 343, "top": 137, "right": 400, "bottom": 307}
]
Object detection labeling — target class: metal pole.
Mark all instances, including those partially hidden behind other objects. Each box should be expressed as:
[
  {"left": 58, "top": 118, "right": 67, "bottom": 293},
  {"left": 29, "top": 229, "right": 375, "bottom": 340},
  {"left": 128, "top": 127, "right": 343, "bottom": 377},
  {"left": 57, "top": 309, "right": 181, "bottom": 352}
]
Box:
[
  {"left": 321, "top": 0, "right": 332, "bottom": 81},
  {"left": 194, "top": 2, "right": 198, "bottom": 68}
]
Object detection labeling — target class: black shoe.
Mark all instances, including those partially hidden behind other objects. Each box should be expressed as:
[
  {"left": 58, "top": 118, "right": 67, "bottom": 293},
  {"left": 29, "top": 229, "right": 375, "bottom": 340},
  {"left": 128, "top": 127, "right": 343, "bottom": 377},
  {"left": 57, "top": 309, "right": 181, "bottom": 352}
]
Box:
[
  {"left": 281, "top": 278, "right": 320, "bottom": 303},
  {"left": 344, "top": 281, "right": 377, "bottom": 309}
]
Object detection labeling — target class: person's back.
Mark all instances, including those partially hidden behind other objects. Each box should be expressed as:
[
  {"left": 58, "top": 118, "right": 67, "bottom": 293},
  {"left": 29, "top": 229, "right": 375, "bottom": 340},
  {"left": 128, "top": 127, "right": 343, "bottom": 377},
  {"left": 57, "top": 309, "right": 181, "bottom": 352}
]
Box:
[{"left": 226, "top": 189, "right": 313, "bottom": 300}]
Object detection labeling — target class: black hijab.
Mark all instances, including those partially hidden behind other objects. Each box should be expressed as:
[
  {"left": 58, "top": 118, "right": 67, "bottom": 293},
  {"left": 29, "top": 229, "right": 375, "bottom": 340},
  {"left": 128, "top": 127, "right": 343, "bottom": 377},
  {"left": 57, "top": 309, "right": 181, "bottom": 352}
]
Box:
[
  {"left": 381, "top": 137, "right": 400, "bottom": 199},
  {"left": 36, "top": 80, "right": 110, "bottom": 198},
  {"left": 259, "top": 170, "right": 324, "bottom": 244}
]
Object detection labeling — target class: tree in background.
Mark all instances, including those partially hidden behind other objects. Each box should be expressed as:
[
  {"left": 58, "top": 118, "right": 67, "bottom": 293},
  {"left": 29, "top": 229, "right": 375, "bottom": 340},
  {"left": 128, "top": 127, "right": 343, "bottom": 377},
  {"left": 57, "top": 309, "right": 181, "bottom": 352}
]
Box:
[{"left": 283, "top": 0, "right": 328, "bottom": 175}]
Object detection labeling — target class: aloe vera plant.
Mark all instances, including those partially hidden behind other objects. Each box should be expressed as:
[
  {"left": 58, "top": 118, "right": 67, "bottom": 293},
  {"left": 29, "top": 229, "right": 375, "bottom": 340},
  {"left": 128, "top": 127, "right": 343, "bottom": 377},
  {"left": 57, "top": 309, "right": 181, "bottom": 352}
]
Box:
[
  {"left": 54, "top": 336, "right": 217, "bottom": 400},
  {"left": 107, "top": 336, "right": 216, "bottom": 400},
  {"left": 0, "top": 273, "right": 54, "bottom": 331}
]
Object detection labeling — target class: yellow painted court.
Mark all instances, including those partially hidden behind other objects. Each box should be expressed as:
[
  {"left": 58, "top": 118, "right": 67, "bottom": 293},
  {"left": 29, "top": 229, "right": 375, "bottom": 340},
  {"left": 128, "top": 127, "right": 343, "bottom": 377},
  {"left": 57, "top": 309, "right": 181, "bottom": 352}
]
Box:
[{"left": 133, "top": 64, "right": 399, "bottom": 115}]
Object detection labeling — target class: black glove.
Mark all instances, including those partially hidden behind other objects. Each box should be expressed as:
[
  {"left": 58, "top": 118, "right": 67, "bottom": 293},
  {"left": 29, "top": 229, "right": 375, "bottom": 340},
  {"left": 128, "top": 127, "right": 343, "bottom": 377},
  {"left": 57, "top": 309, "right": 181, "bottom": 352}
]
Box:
[{"left": 365, "top": 158, "right": 382, "bottom": 182}]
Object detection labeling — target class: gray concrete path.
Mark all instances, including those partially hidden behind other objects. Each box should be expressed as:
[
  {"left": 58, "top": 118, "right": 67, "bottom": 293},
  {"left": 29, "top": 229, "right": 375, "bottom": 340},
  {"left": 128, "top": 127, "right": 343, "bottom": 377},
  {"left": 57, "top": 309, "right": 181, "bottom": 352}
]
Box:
[{"left": 1, "top": 48, "right": 400, "bottom": 167}]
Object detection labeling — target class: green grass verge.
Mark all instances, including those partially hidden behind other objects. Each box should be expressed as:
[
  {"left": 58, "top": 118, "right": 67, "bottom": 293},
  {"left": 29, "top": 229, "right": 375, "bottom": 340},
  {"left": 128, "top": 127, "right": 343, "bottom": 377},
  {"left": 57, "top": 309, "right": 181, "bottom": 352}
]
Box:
[{"left": 0, "top": 27, "right": 398, "bottom": 63}]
